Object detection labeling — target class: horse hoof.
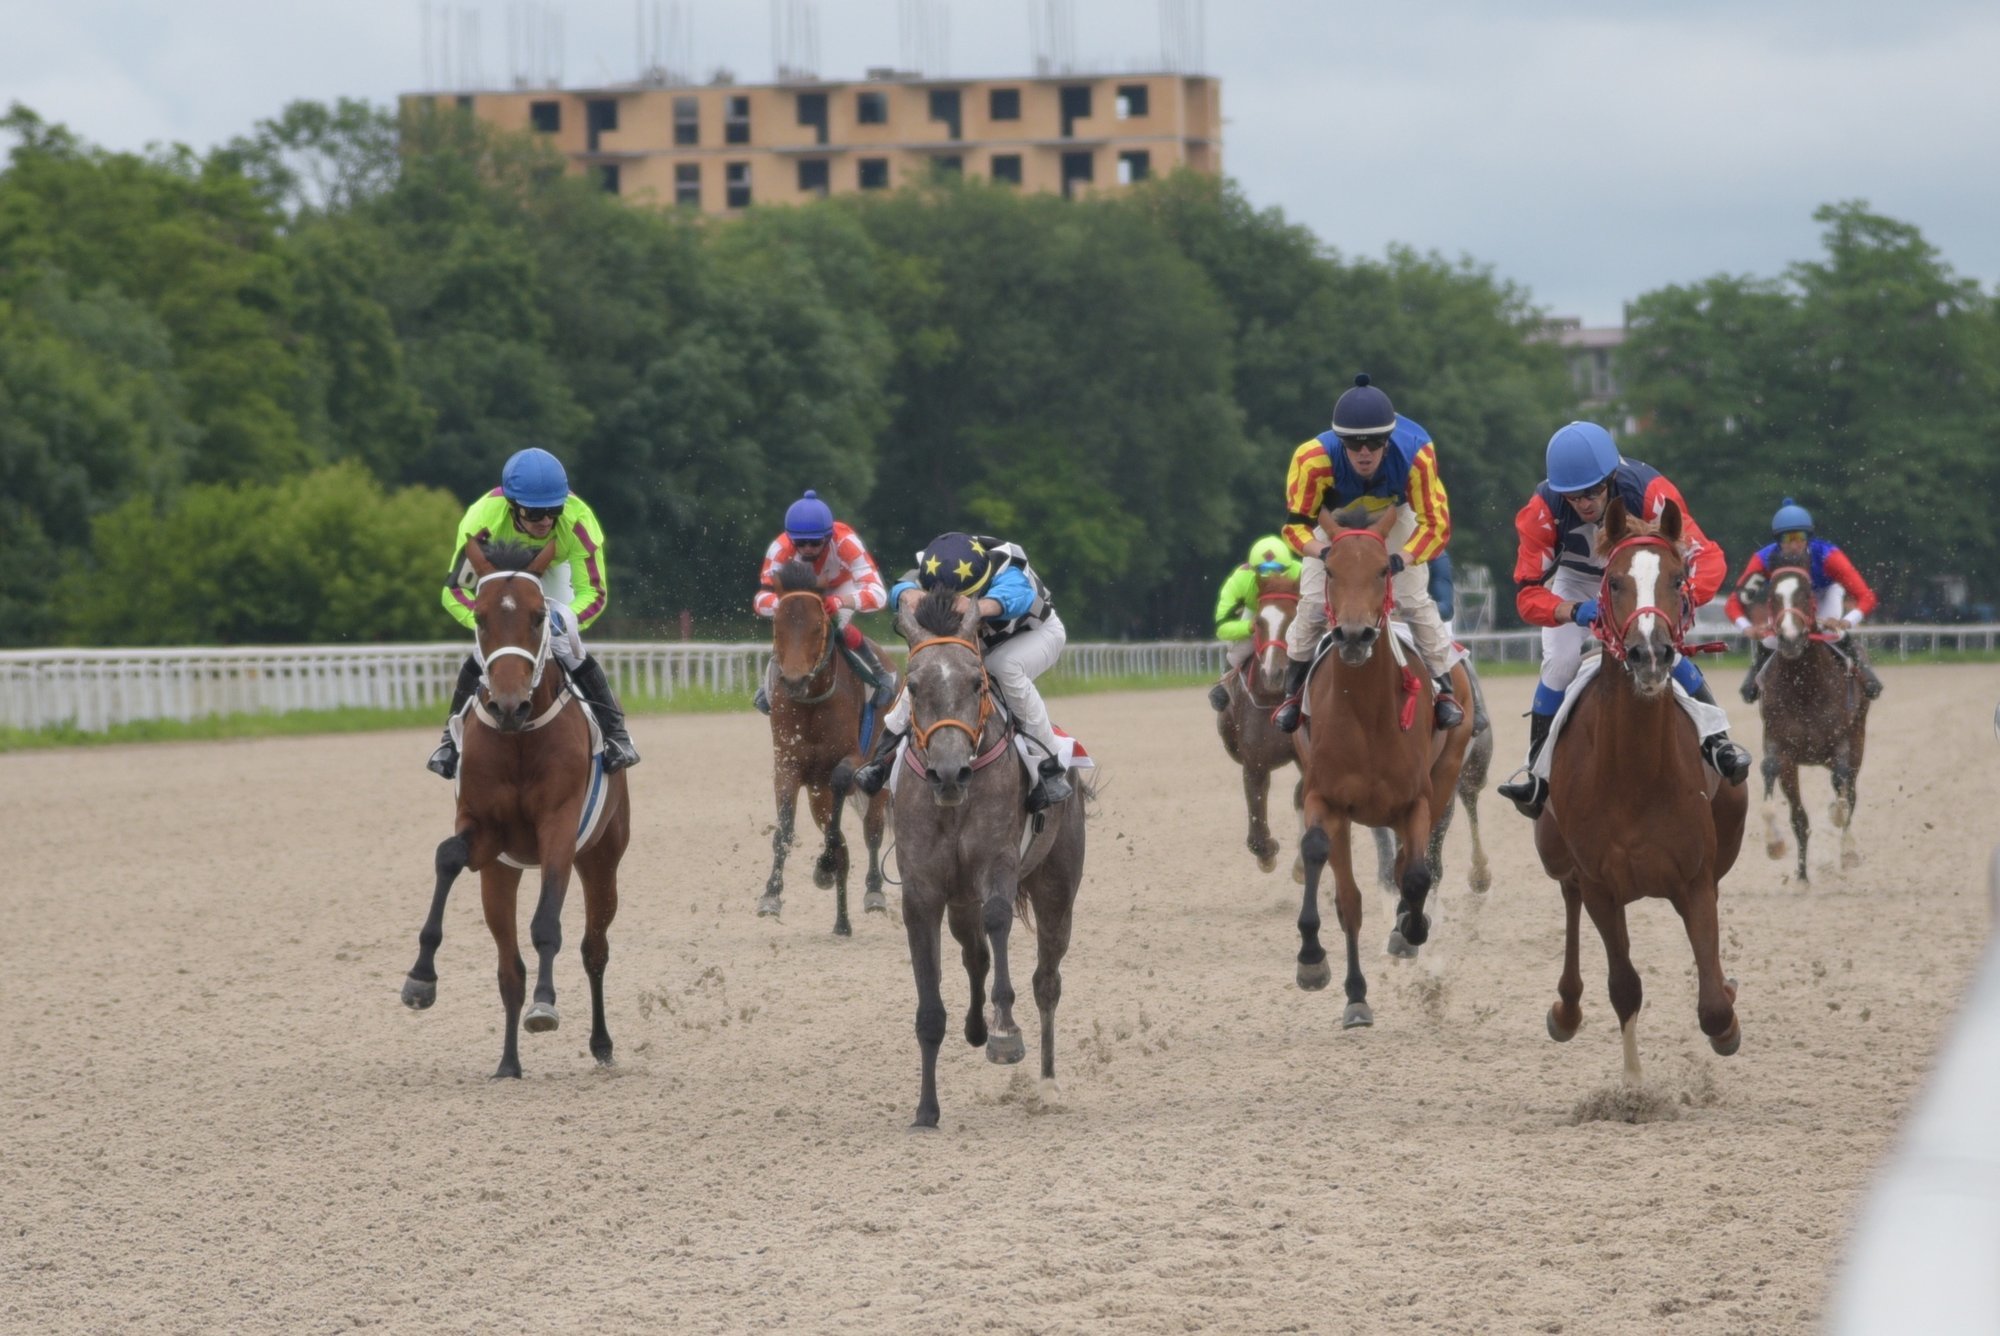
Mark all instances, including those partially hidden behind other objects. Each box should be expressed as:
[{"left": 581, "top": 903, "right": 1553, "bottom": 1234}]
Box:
[
  {"left": 908, "top": 1117, "right": 940, "bottom": 1133},
  {"left": 833, "top": 919, "right": 852, "bottom": 938},
  {"left": 756, "top": 893, "right": 783, "bottom": 918},
  {"left": 491, "top": 1064, "right": 522, "bottom": 1080},
  {"left": 592, "top": 1046, "right": 614, "bottom": 1067},
  {"left": 523, "top": 1002, "right": 559, "bottom": 1033},
  {"left": 986, "top": 1029, "right": 1026, "bottom": 1065},
  {"left": 1385, "top": 930, "right": 1418, "bottom": 959},
  {"left": 1397, "top": 911, "right": 1432, "bottom": 948},
  {"left": 863, "top": 890, "right": 889, "bottom": 914},
  {"left": 1765, "top": 841, "right": 1786, "bottom": 861},
  {"left": 1256, "top": 853, "right": 1278, "bottom": 874},
  {"left": 1291, "top": 858, "right": 1306, "bottom": 886},
  {"left": 1842, "top": 849, "right": 1863, "bottom": 870},
  {"left": 1296, "top": 957, "right": 1333, "bottom": 991},
  {"left": 1342, "top": 1001, "right": 1374, "bottom": 1029},
  {"left": 1469, "top": 868, "right": 1492, "bottom": 895},
  {"left": 1547, "top": 1004, "right": 1579, "bottom": 1042},
  {"left": 1711, "top": 1019, "right": 1742, "bottom": 1057},
  {"left": 813, "top": 864, "right": 836, "bottom": 891},
  {"left": 1829, "top": 801, "right": 1851, "bottom": 827},
  {"left": 401, "top": 975, "right": 436, "bottom": 1010}
]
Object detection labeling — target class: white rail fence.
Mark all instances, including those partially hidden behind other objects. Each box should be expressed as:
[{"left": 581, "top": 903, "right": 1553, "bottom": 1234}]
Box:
[{"left": 3, "top": 624, "right": 1997, "bottom": 734}]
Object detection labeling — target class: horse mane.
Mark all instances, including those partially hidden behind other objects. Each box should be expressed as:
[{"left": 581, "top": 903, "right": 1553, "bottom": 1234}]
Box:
[
  {"left": 776, "top": 559, "right": 818, "bottom": 593},
  {"left": 478, "top": 539, "right": 544, "bottom": 572},
  {"left": 912, "top": 587, "right": 966, "bottom": 638}
]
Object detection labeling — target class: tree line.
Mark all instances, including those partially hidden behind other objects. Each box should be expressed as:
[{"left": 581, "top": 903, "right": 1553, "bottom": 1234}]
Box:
[{"left": 1, "top": 99, "right": 1993, "bottom": 648}]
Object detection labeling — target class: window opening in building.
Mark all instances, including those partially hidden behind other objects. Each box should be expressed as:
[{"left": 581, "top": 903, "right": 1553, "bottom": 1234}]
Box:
[
  {"left": 928, "top": 89, "right": 961, "bottom": 140},
  {"left": 932, "top": 155, "right": 962, "bottom": 178},
  {"left": 1115, "top": 85, "right": 1150, "bottom": 120},
  {"left": 530, "top": 101, "right": 561, "bottom": 133},
  {"left": 673, "top": 96, "right": 699, "bottom": 145},
  {"left": 1059, "top": 86, "right": 1091, "bottom": 138},
  {"left": 674, "top": 162, "right": 700, "bottom": 208},
  {"left": 599, "top": 164, "right": 621, "bottom": 194},
  {"left": 1116, "top": 150, "right": 1151, "bottom": 185},
  {"left": 989, "top": 87, "right": 1021, "bottom": 121},
  {"left": 1061, "top": 150, "right": 1094, "bottom": 199},
  {"left": 456, "top": 95, "right": 474, "bottom": 112},
  {"left": 857, "top": 91, "right": 888, "bottom": 125},
  {"left": 586, "top": 99, "right": 618, "bottom": 151},
  {"left": 798, "top": 159, "right": 830, "bottom": 197},
  {"left": 990, "top": 154, "right": 1022, "bottom": 185},
  {"left": 726, "top": 161, "right": 751, "bottom": 208},
  {"left": 725, "top": 95, "right": 750, "bottom": 144},
  {"left": 796, "top": 92, "right": 829, "bottom": 145},
  {"left": 858, "top": 157, "right": 889, "bottom": 189}
]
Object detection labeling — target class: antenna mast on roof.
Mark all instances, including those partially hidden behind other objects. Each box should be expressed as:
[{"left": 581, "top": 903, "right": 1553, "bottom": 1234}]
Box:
[
  {"left": 772, "top": 0, "right": 820, "bottom": 82},
  {"left": 1158, "top": 0, "right": 1207, "bottom": 73},
  {"left": 637, "top": 1, "right": 695, "bottom": 84},
  {"left": 1027, "top": 0, "right": 1076, "bottom": 77}
]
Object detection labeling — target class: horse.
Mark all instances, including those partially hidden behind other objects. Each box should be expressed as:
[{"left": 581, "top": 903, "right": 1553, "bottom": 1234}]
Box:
[
  {"left": 1535, "top": 497, "right": 1746, "bottom": 1086},
  {"left": 857, "top": 588, "right": 1088, "bottom": 1130},
  {"left": 1215, "top": 571, "right": 1305, "bottom": 874},
  {"left": 756, "top": 560, "right": 891, "bottom": 935},
  {"left": 1367, "top": 667, "right": 1496, "bottom": 939},
  {"left": 1292, "top": 506, "right": 1475, "bottom": 1028},
  {"left": 400, "top": 538, "right": 631, "bottom": 1079},
  {"left": 1750, "top": 564, "right": 1870, "bottom": 882}
]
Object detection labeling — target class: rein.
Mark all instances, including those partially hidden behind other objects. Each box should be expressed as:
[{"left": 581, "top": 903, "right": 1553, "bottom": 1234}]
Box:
[
  {"left": 1238, "top": 590, "right": 1300, "bottom": 706},
  {"left": 773, "top": 589, "right": 840, "bottom": 705},
  {"left": 470, "top": 569, "right": 572, "bottom": 733},
  {"left": 1320, "top": 529, "right": 1423, "bottom": 732},
  {"left": 1765, "top": 565, "right": 1844, "bottom": 646},
  {"left": 1593, "top": 535, "right": 1728, "bottom": 663},
  {"left": 903, "top": 635, "right": 1011, "bottom": 776}
]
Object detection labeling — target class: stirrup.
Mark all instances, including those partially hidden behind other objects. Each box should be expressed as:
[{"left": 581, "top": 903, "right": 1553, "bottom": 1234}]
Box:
[
  {"left": 1273, "top": 696, "right": 1304, "bottom": 733},
  {"left": 870, "top": 674, "right": 898, "bottom": 710},
  {"left": 753, "top": 685, "right": 771, "bottom": 715},
  {"left": 1496, "top": 768, "right": 1546, "bottom": 818},
  {"left": 1432, "top": 692, "right": 1464, "bottom": 730},
  {"left": 1208, "top": 680, "right": 1232, "bottom": 711},
  {"left": 426, "top": 737, "right": 459, "bottom": 780},
  {"left": 601, "top": 736, "right": 640, "bottom": 773},
  {"left": 1703, "top": 735, "right": 1751, "bottom": 785},
  {"left": 1027, "top": 761, "right": 1073, "bottom": 813}
]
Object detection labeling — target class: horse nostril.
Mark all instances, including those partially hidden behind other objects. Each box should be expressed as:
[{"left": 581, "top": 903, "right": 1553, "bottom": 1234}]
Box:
[
  {"left": 954, "top": 766, "right": 972, "bottom": 787},
  {"left": 1358, "top": 626, "right": 1377, "bottom": 643},
  {"left": 1330, "top": 627, "right": 1346, "bottom": 643}
]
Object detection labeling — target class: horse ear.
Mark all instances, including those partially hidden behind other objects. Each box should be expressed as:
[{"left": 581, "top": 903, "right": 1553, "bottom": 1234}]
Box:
[
  {"left": 1657, "top": 498, "right": 1684, "bottom": 544},
  {"left": 464, "top": 536, "right": 496, "bottom": 578},
  {"left": 894, "top": 599, "right": 924, "bottom": 645},
  {"left": 528, "top": 539, "right": 560, "bottom": 575},
  {"left": 1599, "top": 496, "right": 1630, "bottom": 547},
  {"left": 1371, "top": 505, "right": 1398, "bottom": 539},
  {"left": 957, "top": 598, "right": 985, "bottom": 644}
]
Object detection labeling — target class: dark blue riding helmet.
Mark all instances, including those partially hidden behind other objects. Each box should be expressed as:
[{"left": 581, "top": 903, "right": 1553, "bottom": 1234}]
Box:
[
  {"left": 916, "top": 532, "right": 994, "bottom": 596},
  {"left": 1330, "top": 373, "right": 1397, "bottom": 437},
  {"left": 1770, "top": 497, "right": 1814, "bottom": 535}
]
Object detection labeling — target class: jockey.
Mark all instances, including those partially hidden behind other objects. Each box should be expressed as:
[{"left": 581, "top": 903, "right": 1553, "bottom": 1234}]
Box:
[
  {"left": 1207, "top": 534, "right": 1303, "bottom": 711},
  {"left": 752, "top": 489, "right": 897, "bottom": 712},
  {"left": 1272, "top": 374, "right": 1465, "bottom": 733},
  {"left": 1725, "top": 498, "right": 1884, "bottom": 702},
  {"left": 852, "top": 531, "right": 1073, "bottom": 813},
  {"left": 427, "top": 447, "right": 640, "bottom": 779},
  {"left": 1495, "top": 422, "right": 1752, "bottom": 817}
]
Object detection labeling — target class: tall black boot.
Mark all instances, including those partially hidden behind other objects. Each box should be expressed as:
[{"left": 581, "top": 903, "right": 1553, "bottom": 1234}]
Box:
[
  {"left": 1271, "top": 659, "right": 1313, "bottom": 733},
  {"left": 1431, "top": 674, "right": 1465, "bottom": 730},
  {"left": 1740, "top": 644, "right": 1771, "bottom": 702},
  {"left": 843, "top": 633, "right": 899, "bottom": 709},
  {"left": 1686, "top": 680, "right": 1751, "bottom": 784},
  {"left": 850, "top": 720, "right": 906, "bottom": 796},
  {"left": 426, "top": 655, "right": 483, "bottom": 779},
  {"left": 1496, "top": 712, "right": 1554, "bottom": 817},
  {"left": 1854, "top": 645, "right": 1884, "bottom": 699},
  {"left": 569, "top": 656, "right": 640, "bottom": 773}
]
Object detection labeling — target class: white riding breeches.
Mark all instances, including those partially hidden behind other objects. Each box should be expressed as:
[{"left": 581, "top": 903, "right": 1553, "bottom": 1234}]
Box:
[
  {"left": 1286, "top": 518, "right": 1459, "bottom": 678},
  {"left": 884, "top": 612, "right": 1068, "bottom": 758},
  {"left": 1537, "top": 568, "right": 1601, "bottom": 692},
  {"left": 1223, "top": 638, "right": 1256, "bottom": 670}
]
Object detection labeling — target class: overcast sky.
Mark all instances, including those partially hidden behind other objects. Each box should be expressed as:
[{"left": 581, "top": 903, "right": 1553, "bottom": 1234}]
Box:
[{"left": 7, "top": 0, "right": 1998, "bottom": 324}]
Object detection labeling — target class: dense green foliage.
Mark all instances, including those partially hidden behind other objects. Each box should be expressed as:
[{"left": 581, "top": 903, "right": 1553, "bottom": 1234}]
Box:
[{"left": 4, "top": 99, "right": 1991, "bottom": 648}]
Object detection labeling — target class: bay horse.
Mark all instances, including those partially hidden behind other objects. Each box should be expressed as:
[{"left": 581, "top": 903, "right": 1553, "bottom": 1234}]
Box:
[
  {"left": 1536, "top": 497, "right": 1746, "bottom": 1086},
  {"left": 1292, "top": 506, "right": 1474, "bottom": 1028},
  {"left": 1215, "top": 571, "right": 1304, "bottom": 874},
  {"left": 864, "top": 589, "right": 1087, "bottom": 1129},
  {"left": 1751, "top": 565, "right": 1870, "bottom": 882},
  {"left": 400, "top": 538, "right": 631, "bottom": 1079},
  {"left": 756, "top": 560, "right": 890, "bottom": 935}
]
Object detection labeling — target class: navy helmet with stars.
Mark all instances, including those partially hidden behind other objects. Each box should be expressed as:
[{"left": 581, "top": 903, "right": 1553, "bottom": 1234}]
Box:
[{"left": 916, "top": 532, "right": 994, "bottom": 596}]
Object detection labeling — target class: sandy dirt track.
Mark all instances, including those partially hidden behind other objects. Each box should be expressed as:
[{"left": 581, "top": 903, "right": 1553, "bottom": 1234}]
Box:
[{"left": 4, "top": 664, "right": 1996, "bottom": 1334}]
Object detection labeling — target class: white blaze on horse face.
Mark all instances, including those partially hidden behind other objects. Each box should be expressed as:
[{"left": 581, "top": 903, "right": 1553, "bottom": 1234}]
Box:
[
  {"left": 1257, "top": 603, "right": 1286, "bottom": 678},
  {"left": 1773, "top": 573, "right": 1804, "bottom": 641},
  {"left": 501, "top": 594, "right": 518, "bottom": 613},
  {"left": 1629, "top": 549, "right": 1662, "bottom": 644}
]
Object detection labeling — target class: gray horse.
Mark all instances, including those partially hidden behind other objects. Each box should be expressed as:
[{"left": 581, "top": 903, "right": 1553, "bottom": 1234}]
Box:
[{"left": 842, "top": 588, "right": 1088, "bottom": 1131}]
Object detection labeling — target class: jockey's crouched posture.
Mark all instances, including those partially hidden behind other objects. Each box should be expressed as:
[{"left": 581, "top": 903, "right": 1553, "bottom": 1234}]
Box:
[
  {"left": 1272, "top": 374, "right": 1465, "bottom": 733},
  {"left": 753, "top": 490, "right": 897, "bottom": 711},
  {"left": 1207, "top": 534, "right": 1302, "bottom": 711},
  {"left": 426, "top": 447, "right": 640, "bottom": 779},
  {"left": 1494, "top": 423, "right": 1752, "bottom": 818},
  {"left": 852, "top": 532, "right": 1073, "bottom": 813},
  {"left": 1726, "top": 497, "right": 1884, "bottom": 702}
]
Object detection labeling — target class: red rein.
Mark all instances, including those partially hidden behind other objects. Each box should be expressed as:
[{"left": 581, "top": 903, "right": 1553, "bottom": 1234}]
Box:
[
  {"left": 1592, "top": 535, "right": 1728, "bottom": 661},
  {"left": 1322, "top": 529, "right": 1424, "bottom": 731}
]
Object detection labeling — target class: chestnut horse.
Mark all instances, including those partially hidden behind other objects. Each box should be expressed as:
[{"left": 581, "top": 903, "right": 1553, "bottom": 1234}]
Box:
[
  {"left": 400, "top": 538, "right": 631, "bottom": 1079},
  {"left": 756, "top": 560, "right": 890, "bottom": 935},
  {"left": 1293, "top": 506, "right": 1474, "bottom": 1028},
  {"left": 1752, "top": 565, "right": 1870, "bottom": 882},
  {"left": 1536, "top": 498, "right": 1746, "bottom": 1086},
  {"left": 1215, "top": 571, "right": 1304, "bottom": 874}
]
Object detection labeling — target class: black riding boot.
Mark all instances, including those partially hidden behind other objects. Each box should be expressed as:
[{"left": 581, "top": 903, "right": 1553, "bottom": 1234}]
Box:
[
  {"left": 1741, "top": 644, "right": 1771, "bottom": 703},
  {"left": 753, "top": 683, "right": 771, "bottom": 715},
  {"left": 1855, "top": 647, "right": 1884, "bottom": 699},
  {"left": 426, "top": 655, "right": 483, "bottom": 779},
  {"left": 569, "top": 656, "right": 640, "bottom": 773},
  {"left": 1432, "top": 674, "right": 1465, "bottom": 730},
  {"left": 1686, "top": 680, "right": 1752, "bottom": 784},
  {"left": 1496, "top": 712, "right": 1555, "bottom": 817},
  {"left": 1272, "top": 659, "right": 1313, "bottom": 733},
  {"left": 1208, "top": 674, "right": 1233, "bottom": 711},
  {"left": 844, "top": 634, "right": 900, "bottom": 709},
  {"left": 850, "top": 722, "right": 906, "bottom": 796},
  {"left": 1027, "top": 755, "right": 1073, "bottom": 813}
]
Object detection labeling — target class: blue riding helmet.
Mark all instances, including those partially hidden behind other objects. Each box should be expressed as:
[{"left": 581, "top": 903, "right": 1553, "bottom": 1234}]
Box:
[
  {"left": 1544, "top": 422, "right": 1622, "bottom": 494},
  {"left": 784, "top": 489, "right": 835, "bottom": 542},
  {"left": 1330, "top": 373, "right": 1397, "bottom": 437},
  {"left": 1771, "top": 497, "right": 1814, "bottom": 535},
  {"left": 917, "top": 532, "right": 993, "bottom": 595},
  {"left": 501, "top": 448, "right": 570, "bottom": 509}
]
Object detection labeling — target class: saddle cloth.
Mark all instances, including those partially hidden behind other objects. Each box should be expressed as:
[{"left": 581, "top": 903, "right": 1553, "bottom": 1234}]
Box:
[
  {"left": 450, "top": 695, "right": 615, "bottom": 870},
  {"left": 1531, "top": 652, "right": 1730, "bottom": 783},
  {"left": 1300, "top": 622, "right": 1421, "bottom": 720}
]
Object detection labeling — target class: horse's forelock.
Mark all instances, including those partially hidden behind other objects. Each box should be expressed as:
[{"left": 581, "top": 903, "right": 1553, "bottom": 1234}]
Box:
[
  {"left": 479, "top": 539, "right": 544, "bottom": 572},
  {"left": 1330, "top": 504, "right": 1376, "bottom": 532},
  {"left": 912, "top": 588, "right": 966, "bottom": 639},
  {"left": 775, "top": 559, "right": 818, "bottom": 593}
]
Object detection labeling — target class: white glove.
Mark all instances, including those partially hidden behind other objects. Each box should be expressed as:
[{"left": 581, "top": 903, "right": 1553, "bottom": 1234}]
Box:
[
  {"left": 1842, "top": 609, "right": 1864, "bottom": 627},
  {"left": 1733, "top": 615, "right": 1752, "bottom": 632}
]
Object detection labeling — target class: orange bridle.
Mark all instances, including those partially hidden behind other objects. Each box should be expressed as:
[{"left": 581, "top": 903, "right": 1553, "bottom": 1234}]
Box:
[{"left": 905, "top": 635, "right": 994, "bottom": 752}]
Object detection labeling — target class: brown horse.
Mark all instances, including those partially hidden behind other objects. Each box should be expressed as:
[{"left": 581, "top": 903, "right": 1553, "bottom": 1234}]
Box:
[
  {"left": 1751, "top": 565, "right": 1870, "bottom": 882},
  {"left": 400, "top": 538, "right": 631, "bottom": 1079},
  {"left": 1536, "top": 498, "right": 1746, "bottom": 1085},
  {"left": 1292, "top": 506, "right": 1474, "bottom": 1028},
  {"left": 756, "top": 560, "right": 891, "bottom": 935},
  {"left": 1216, "top": 572, "right": 1304, "bottom": 874}
]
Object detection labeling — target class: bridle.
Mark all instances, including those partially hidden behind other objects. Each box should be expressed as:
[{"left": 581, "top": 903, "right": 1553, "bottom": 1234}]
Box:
[
  {"left": 773, "top": 589, "right": 839, "bottom": 705},
  {"left": 1239, "top": 588, "right": 1299, "bottom": 706},
  {"left": 1764, "top": 564, "right": 1843, "bottom": 646},
  {"left": 903, "top": 635, "right": 1010, "bottom": 775},
  {"left": 1592, "top": 535, "right": 1727, "bottom": 664},
  {"left": 1318, "top": 527, "right": 1425, "bottom": 731},
  {"left": 470, "top": 569, "right": 573, "bottom": 731}
]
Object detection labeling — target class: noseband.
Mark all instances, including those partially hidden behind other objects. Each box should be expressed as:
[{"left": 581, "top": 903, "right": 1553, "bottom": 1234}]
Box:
[
  {"left": 1321, "top": 528, "right": 1424, "bottom": 731},
  {"left": 470, "top": 569, "right": 573, "bottom": 732},
  {"left": 1593, "top": 535, "right": 1726, "bottom": 663},
  {"left": 904, "top": 635, "right": 1010, "bottom": 775},
  {"left": 773, "top": 589, "right": 839, "bottom": 704},
  {"left": 1240, "top": 590, "right": 1299, "bottom": 704}
]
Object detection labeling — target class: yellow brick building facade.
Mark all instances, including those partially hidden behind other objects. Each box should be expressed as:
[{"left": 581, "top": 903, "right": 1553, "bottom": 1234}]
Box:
[{"left": 408, "top": 71, "right": 1220, "bottom": 210}]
